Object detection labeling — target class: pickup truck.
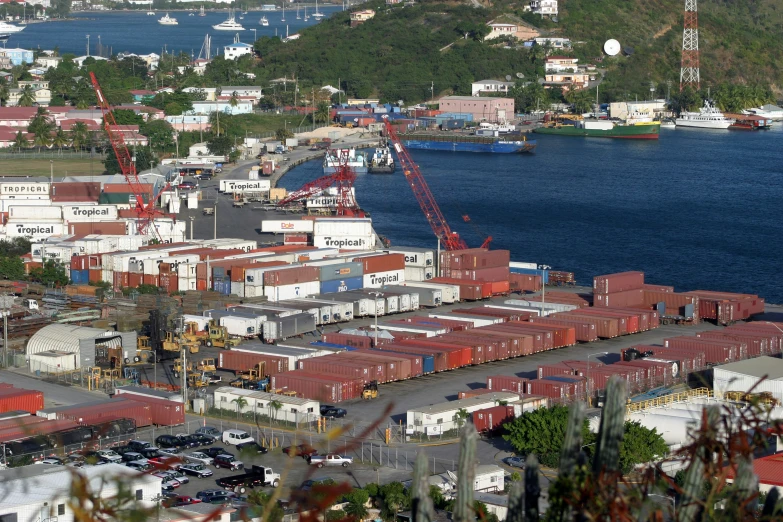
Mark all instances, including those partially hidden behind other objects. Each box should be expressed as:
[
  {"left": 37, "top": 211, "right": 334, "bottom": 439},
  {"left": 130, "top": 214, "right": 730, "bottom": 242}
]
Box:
[
  {"left": 216, "top": 465, "right": 281, "bottom": 493},
  {"left": 307, "top": 454, "right": 353, "bottom": 468}
]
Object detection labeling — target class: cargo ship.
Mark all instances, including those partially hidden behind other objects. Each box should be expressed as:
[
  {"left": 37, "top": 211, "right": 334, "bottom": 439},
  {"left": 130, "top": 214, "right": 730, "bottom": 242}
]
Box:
[
  {"left": 368, "top": 144, "right": 395, "bottom": 174},
  {"left": 534, "top": 120, "right": 659, "bottom": 139},
  {"left": 399, "top": 133, "right": 536, "bottom": 153},
  {"left": 323, "top": 148, "right": 368, "bottom": 174}
]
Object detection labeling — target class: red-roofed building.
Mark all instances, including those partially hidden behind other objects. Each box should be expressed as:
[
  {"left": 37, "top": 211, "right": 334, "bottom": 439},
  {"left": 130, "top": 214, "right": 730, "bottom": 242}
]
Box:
[
  {"left": 725, "top": 453, "right": 783, "bottom": 494},
  {"left": 59, "top": 119, "right": 102, "bottom": 132},
  {"left": 0, "top": 130, "right": 34, "bottom": 148},
  {"left": 0, "top": 107, "right": 38, "bottom": 128}
]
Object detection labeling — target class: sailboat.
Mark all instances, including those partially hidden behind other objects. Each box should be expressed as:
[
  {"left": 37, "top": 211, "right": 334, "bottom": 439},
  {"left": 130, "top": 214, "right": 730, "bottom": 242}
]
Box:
[
  {"left": 281, "top": 3, "right": 286, "bottom": 22},
  {"left": 312, "top": 0, "right": 324, "bottom": 19},
  {"left": 303, "top": 5, "right": 309, "bottom": 21},
  {"left": 296, "top": 3, "right": 301, "bottom": 19},
  {"left": 199, "top": 5, "right": 206, "bottom": 16}
]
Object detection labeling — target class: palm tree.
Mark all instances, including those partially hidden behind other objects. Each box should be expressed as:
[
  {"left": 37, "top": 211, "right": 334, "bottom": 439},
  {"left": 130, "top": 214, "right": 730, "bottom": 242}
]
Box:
[
  {"left": 229, "top": 91, "right": 239, "bottom": 109},
  {"left": 18, "top": 85, "right": 36, "bottom": 107},
  {"left": 12, "top": 131, "right": 28, "bottom": 151},
  {"left": 0, "top": 83, "right": 8, "bottom": 107},
  {"left": 268, "top": 399, "right": 282, "bottom": 424},
  {"left": 232, "top": 396, "right": 249, "bottom": 417},
  {"left": 315, "top": 101, "right": 331, "bottom": 125},
  {"left": 345, "top": 497, "right": 369, "bottom": 521},
  {"left": 70, "top": 122, "right": 90, "bottom": 151},
  {"left": 51, "top": 129, "right": 69, "bottom": 152},
  {"left": 454, "top": 408, "right": 470, "bottom": 429},
  {"left": 33, "top": 131, "right": 52, "bottom": 152}
]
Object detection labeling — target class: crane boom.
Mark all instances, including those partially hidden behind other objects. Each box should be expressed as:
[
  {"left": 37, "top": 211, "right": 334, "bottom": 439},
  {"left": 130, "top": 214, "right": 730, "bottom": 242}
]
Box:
[
  {"left": 89, "top": 72, "right": 163, "bottom": 238},
  {"left": 382, "top": 118, "right": 470, "bottom": 251}
]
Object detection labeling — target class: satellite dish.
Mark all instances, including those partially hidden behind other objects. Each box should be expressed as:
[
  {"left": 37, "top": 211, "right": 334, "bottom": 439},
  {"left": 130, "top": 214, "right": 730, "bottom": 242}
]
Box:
[
  {"left": 603, "top": 39, "right": 621, "bottom": 56},
  {"left": 516, "top": 72, "right": 525, "bottom": 79},
  {"left": 505, "top": 75, "right": 512, "bottom": 81}
]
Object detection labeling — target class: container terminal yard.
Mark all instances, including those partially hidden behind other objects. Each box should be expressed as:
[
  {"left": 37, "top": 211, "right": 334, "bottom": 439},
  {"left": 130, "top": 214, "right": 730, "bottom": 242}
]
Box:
[{"left": 0, "top": 114, "right": 780, "bottom": 517}]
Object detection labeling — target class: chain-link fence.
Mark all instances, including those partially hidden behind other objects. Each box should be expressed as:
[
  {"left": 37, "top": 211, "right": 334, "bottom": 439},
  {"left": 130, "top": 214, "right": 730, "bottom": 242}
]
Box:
[
  {"left": 0, "top": 150, "right": 106, "bottom": 160},
  {"left": 357, "top": 441, "right": 456, "bottom": 474}
]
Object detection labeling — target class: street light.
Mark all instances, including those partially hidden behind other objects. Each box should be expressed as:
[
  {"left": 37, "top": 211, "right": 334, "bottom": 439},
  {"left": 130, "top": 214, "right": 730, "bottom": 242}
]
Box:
[
  {"left": 648, "top": 494, "right": 675, "bottom": 518},
  {"left": 538, "top": 264, "right": 551, "bottom": 316},
  {"left": 586, "top": 351, "right": 608, "bottom": 406}
]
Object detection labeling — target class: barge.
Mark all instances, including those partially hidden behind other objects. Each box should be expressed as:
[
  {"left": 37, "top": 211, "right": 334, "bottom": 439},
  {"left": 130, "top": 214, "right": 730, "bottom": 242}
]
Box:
[{"left": 399, "top": 133, "right": 536, "bottom": 153}]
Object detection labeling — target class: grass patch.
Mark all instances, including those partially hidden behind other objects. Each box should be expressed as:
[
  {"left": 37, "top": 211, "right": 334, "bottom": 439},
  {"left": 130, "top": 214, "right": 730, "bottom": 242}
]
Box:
[
  {"left": 0, "top": 157, "right": 107, "bottom": 177},
  {"left": 234, "top": 113, "right": 314, "bottom": 135}
]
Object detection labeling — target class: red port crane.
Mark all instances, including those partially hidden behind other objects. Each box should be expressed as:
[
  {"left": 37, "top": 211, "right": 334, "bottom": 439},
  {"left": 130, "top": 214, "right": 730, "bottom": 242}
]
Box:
[
  {"left": 382, "top": 118, "right": 491, "bottom": 251},
  {"left": 276, "top": 149, "right": 365, "bottom": 217},
  {"left": 89, "top": 72, "right": 164, "bottom": 238}
]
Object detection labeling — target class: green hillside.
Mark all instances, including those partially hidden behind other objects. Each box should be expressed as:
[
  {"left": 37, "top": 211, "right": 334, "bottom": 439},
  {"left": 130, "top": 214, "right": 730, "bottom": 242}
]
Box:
[{"left": 253, "top": 0, "right": 783, "bottom": 104}]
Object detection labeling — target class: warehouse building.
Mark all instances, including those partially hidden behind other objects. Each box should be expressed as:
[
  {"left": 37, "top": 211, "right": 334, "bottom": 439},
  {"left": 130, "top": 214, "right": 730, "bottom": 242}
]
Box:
[
  {"left": 406, "top": 392, "right": 520, "bottom": 434},
  {"left": 213, "top": 387, "right": 321, "bottom": 424},
  {"left": 712, "top": 356, "right": 783, "bottom": 402},
  {"left": 0, "top": 463, "right": 161, "bottom": 522},
  {"left": 26, "top": 324, "right": 135, "bottom": 373},
  {"left": 437, "top": 96, "right": 514, "bottom": 123}
]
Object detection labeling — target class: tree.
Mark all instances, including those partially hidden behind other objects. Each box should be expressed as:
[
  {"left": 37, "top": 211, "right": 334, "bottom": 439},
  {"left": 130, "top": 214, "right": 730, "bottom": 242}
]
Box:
[
  {"left": 109, "top": 109, "right": 144, "bottom": 126},
  {"left": 28, "top": 260, "right": 68, "bottom": 287},
  {"left": 268, "top": 399, "right": 282, "bottom": 423},
  {"left": 28, "top": 108, "right": 55, "bottom": 151},
  {"left": 103, "top": 147, "right": 156, "bottom": 175},
  {"left": 232, "top": 396, "right": 248, "bottom": 416},
  {"left": 503, "top": 405, "right": 580, "bottom": 468},
  {"left": 454, "top": 408, "right": 470, "bottom": 429},
  {"left": 18, "top": 85, "right": 36, "bottom": 107},
  {"left": 51, "top": 128, "right": 70, "bottom": 151},
  {"left": 12, "top": 131, "right": 28, "bottom": 150},
  {"left": 140, "top": 120, "right": 175, "bottom": 151},
  {"left": 378, "top": 482, "right": 408, "bottom": 521},
  {"left": 582, "top": 420, "right": 668, "bottom": 475},
  {"left": 229, "top": 91, "right": 239, "bottom": 108},
  {"left": 343, "top": 488, "right": 370, "bottom": 520},
  {"left": 70, "top": 122, "right": 90, "bottom": 151},
  {"left": 0, "top": 238, "right": 31, "bottom": 257},
  {"left": 206, "top": 134, "right": 233, "bottom": 156},
  {"left": 275, "top": 128, "right": 294, "bottom": 141},
  {"left": 0, "top": 82, "right": 8, "bottom": 107},
  {"left": 247, "top": 491, "right": 284, "bottom": 522},
  {"left": 0, "top": 256, "right": 24, "bottom": 280},
  {"left": 315, "top": 101, "right": 331, "bottom": 125}
]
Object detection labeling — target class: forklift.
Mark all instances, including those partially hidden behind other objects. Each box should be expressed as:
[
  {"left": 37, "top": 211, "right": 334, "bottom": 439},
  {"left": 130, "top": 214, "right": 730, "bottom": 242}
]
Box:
[
  {"left": 182, "top": 321, "right": 208, "bottom": 345},
  {"left": 362, "top": 380, "right": 379, "bottom": 400},
  {"left": 204, "top": 321, "right": 241, "bottom": 349},
  {"left": 171, "top": 359, "right": 193, "bottom": 379},
  {"left": 162, "top": 331, "right": 200, "bottom": 354},
  {"left": 197, "top": 358, "right": 216, "bottom": 373}
]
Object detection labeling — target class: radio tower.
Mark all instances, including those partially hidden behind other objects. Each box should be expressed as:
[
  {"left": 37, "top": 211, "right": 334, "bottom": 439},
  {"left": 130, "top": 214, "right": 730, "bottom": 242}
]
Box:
[{"left": 679, "top": 0, "right": 700, "bottom": 91}]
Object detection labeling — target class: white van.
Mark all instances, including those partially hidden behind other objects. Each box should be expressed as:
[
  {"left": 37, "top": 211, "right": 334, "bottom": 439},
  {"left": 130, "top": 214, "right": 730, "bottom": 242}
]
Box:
[
  {"left": 23, "top": 299, "right": 38, "bottom": 310},
  {"left": 222, "top": 429, "right": 254, "bottom": 446}
]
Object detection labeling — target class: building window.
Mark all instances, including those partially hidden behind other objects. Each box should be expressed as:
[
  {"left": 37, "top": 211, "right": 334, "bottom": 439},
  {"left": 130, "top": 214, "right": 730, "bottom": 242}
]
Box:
[
  {"left": 136, "top": 489, "right": 143, "bottom": 501},
  {"left": 307, "top": 407, "right": 314, "bottom": 413},
  {"left": 490, "top": 476, "right": 497, "bottom": 482},
  {"left": 58, "top": 504, "right": 65, "bottom": 516},
  {"left": 291, "top": 408, "right": 298, "bottom": 414},
  {"left": 437, "top": 418, "right": 443, "bottom": 424},
  {"left": 221, "top": 396, "right": 226, "bottom": 402}
]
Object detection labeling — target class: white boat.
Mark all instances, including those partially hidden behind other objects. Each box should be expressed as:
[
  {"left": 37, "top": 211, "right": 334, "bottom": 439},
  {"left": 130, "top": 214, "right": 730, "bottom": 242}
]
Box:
[
  {"left": 323, "top": 148, "right": 368, "bottom": 174},
  {"left": 660, "top": 119, "right": 676, "bottom": 129},
  {"left": 312, "top": 0, "right": 324, "bottom": 19},
  {"left": 213, "top": 10, "right": 245, "bottom": 30},
  {"left": 303, "top": 5, "right": 309, "bottom": 20},
  {"left": 624, "top": 109, "right": 657, "bottom": 126},
  {"left": 189, "top": 12, "right": 195, "bottom": 16},
  {"left": 0, "top": 21, "right": 25, "bottom": 33},
  {"left": 158, "top": 13, "right": 178, "bottom": 25},
  {"left": 296, "top": 4, "right": 301, "bottom": 19},
  {"left": 146, "top": 10, "right": 155, "bottom": 15},
  {"left": 199, "top": 5, "right": 206, "bottom": 16},
  {"left": 743, "top": 104, "right": 783, "bottom": 121},
  {"left": 675, "top": 100, "right": 734, "bottom": 129},
  {"left": 368, "top": 145, "right": 395, "bottom": 174},
  {"left": 259, "top": 16, "right": 269, "bottom": 26}
]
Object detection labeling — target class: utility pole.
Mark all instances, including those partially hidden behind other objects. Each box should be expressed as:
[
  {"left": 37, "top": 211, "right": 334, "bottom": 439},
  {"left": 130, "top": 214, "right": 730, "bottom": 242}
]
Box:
[
  {"left": 189, "top": 216, "right": 194, "bottom": 241},
  {"left": 539, "top": 264, "right": 551, "bottom": 316},
  {"left": 213, "top": 199, "right": 217, "bottom": 239},
  {"left": 369, "top": 291, "right": 383, "bottom": 347},
  {"left": 86, "top": 34, "right": 90, "bottom": 57},
  {"left": 49, "top": 160, "right": 53, "bottom": 185},
  {"left": 181, "top": 317, "right": 188, "bottom": 409},
  {"left": 430, "top": 81, "right": 434, "bottom": 104}
]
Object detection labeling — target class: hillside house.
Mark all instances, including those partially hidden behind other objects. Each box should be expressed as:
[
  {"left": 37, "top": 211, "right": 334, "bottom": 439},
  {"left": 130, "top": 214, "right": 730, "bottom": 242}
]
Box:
[
  {"left": 533, "top": 37, "right": 572, "bottom": 49},
  {"left": 544, "top": 72, "right": 590, "bottom": 91},
  {"left": 350, "top": 9, "right": 375, "bottom": 26},
  {"left": 7, "top": 83, "right": 52, "bottom": 106},
  {"left": 0, "top": 48, "right": 33, "bottom": 66},
  {"left": 224, "top": 42, "right": 254, "bottom": 61},
  {"left": 471, "top": 79, "right": 515, "bottom": 96},
  {"left": 524, "top": 0, "right": 557, "bottom": 16},
  {"left": 545, "top": 56, "right": 578, "bottom": 73},
  {"left": 36, "top": 55, "right": 62, "bottom": 70},
  {"left": 485, "top": 15, "right": 540, "bottom": 41}
]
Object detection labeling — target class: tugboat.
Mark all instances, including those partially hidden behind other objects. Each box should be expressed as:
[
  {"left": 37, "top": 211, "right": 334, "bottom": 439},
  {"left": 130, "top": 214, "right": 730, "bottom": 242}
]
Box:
[{"left": 368, "top": 141, "right": 395, "bottom": 174}]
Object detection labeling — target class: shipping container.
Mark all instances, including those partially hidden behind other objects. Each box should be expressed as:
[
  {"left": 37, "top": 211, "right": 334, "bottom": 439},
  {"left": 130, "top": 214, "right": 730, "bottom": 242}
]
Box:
[
  {"left": 593, "top": 271, "right": 644, "bottom": 294},
  {"left": 263, "top": 313, "right": 317, "bottom": 342},
  {"left": 486, "top": 375, "right": 527, "bottom": 394},
  {"left": 663, "top": 336, "right": 743, "bottom": 364},
  {"left": 113, "top": 395, "right": 184, "bottom": 426},
  {"left": 268, "top": 371, "right": 364, "bottom": 402},
  {"left": 54, "top": 400, "right": 153, "bottom": 428},
  {"left": 593, "top": 289, "right": 644, "bottom": 308},
  {"left": 529, "top": 317, "right": 598, "bottom": 342},
  {"left": 472, "top": 405, "right": 515, "bottom": 433},
  {"left": 0, "top": 387, "right": 44, "bottom": 414},
  {"left": 320, "top": 276, "right": 363, "bottom": 294},
  {"left": 217, "top": 351, "right": 289, "bottom": 375}
]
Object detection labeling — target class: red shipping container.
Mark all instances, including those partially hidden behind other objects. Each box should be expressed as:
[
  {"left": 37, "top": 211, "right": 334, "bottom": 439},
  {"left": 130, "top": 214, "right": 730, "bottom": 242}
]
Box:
[
  {"left": 269, "top": 371, "right": 364, "bottom": 403},
  {"left": 489, "top": 280, "right": 511, "bottom": 296},
  {"left": 406, "top": 316, "right": 473, "bottom": 331},
  {"left": 593, "top": 271, "right": 645, "bottom": 294},
  {"left": 478, "top": 327, "right": 535, "bottom": 356},
  {"left": 538, "top": 363, "right": 578, "bottom": 379},
  {"left": 0, "top": 419, "right": 80, "bottom": 443},
  {"left": 0, "top": 415, "right": 47, "bottom": 431},
  {"left": 458, "top": 331, "right": 510, "bottom": 360},
  {"left": 663, "top": 337, "right": 742, "bottom": 363},
  {"left": 143, "top": 274, "right": 158, "bottom": 286},
  {"left": 284, "top": 233, "right": 309, "bottom": 245},
  {"left": 52, "top": 182, "right": 101, "bottom": 202},
  {"left": 376, "top": 344, "right": 450, "bottom": 373},
  {"left": 56, "top": 401, "right": 153, "bottom": 428},
  {"left": 429, "top": 278, "right": 491, "bottom": 300},
  {"left": 263, "top": 266, "right": 319, "bottom": 286},
  {"left": 510, "top": 273, "right": 542, "bottom": 292},
  {"left": 428, "top": 337, "right": 487, "bottom": 364},
  {"left": 128, "top": 272, "right": 142, "bottom": 288},
  {"left": 472, "top": 405, "right": 515, "bottom": 433},
  {"left": 642, "top": 291, "right": 700, "bottom": 323},
  {"left": 439, "top": 249, "right": 510, "bottom": 271},
  {"left": 641, "top": 284, "right": 674, "bottom": 293},
  {"left": 486, "top": 375, "right": 527, "bottom": 394},
  {"left": 353, "top": 253, "right": 405, "bottom": 274},
  {"left": 218, "top": 351, "right": 289, "bottom": 375},
  {"left": 567, "top": 310, "right": 629, "bottom": 335},
  {"left": 89, "top": 270, "right": 103, "bottom": 284},
  {"left": 0, "top": 387, "right": 44, "bottom": 414},
  {"left": 397, "top": 340, "right": 471, "bottom": 368},
  {"left": 196, "top": 278, "right": 207, "bottom": 291},
  {"left": 530, "top": 317, "right": 598, "bottom": 342},
  {"left": 483, "top": 325, "right": 544, "bottom": 353},
  {"left": 114, "top": 271, "right": 129, "bottom": 289},
  {"left": 557, "top": 312, "right": 620, "bottom": 338},
  {"left": 298, "top": 357, "right": 374, "bottom": 382},
  {"left": 68, "top": 221, "right": 127, "bottom": 236},
  {"left": 446, "top": 266, "right": 510, "bottom": 282},
  {"left": 526, "top": 379, "right": 578, "bottom": 400},
  {"left": 511, "top": 321, "right": 576, "bottom": 348},
  {"left": 458, "top": 389, "right": 494, "bottom": 399},
  {"left": 698, "top": 331, "right": 765, "bottom": 358},
  {"left": 593, "top": 289, "right": 644, "bottom": 308},
  {"left": 525, "top": 293, "right": 592, "bottom": 308},
  {"left": 597, "top": 308, "right": 648, "bottom": 332},
  {"left": 113, "top": 396, "right": 184, "bottom": 427},
  {"left": 345, "top": 351, "right": 415, "bottom": 380}
]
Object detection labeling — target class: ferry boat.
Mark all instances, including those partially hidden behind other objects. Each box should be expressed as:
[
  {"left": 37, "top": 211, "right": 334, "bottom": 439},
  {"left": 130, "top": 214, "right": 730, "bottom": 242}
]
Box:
[
  {"left": 368, "top": 144, "right": 395, "bottom": 174},
  {"left": 213, "top": 11, "right": 245, "bottom": 30},
  {"left": 158, "top": 13, "right": 178, "bottom": 25},
  {"left": 534, "top": 119, "right": 659, "bottom": 139},
  {"left": 259, "top": 16, "right": 269, "bottom": 26},
  {"left": 0, "top": 21, "right": 25, "bottom": 33},
  {"left": 400, "top": 133, "right": 537, "bottom": 153},
  {"left": 323, "top": 148, "right": 368, "bottom": 174},
  {"left": 675, "top": 100, "right": 733, "bottom": 129}
]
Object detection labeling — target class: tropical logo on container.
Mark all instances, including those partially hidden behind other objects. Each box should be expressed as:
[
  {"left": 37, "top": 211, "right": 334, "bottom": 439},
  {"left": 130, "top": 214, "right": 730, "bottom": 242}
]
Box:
[
  {"left": 70, "top": 207, "right": 112, "bottom": 217},
  {"left": 323, "top": 237, "right": 366, "bottom": 248},
  {"left": 15, "top": 224, "right": 55, "bottom": 235},
  {"left": 369, "top": 272, "right": 400, "bottom": 285},
  {"left": 228, "top": 182, "right": 263, "bottom": 191},
  {"left": 404, "top": 254, "right": 419, "bottom": 264}
]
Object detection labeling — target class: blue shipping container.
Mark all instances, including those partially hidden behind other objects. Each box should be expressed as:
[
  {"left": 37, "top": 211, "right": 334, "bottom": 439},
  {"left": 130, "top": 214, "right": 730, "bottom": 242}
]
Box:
[
  {"left": 320, "top": 262, "right": 363, "bottom": 282},
  {"left": 309, "top": 341, "right": 356, "bottom": 351},
  {"left": 542, "top": 376, "right": 581, "bottom": 384},
  {"left": 509, "top": 267, "right": 549, "bottom": 284},
  {"left": 371, "top": 348, "right": 435, "bottom": 374},
  {"left": 320, "top": 276, "right": 363, "bottom": 294},
  {"left": 213, "top": 278, "right": 231, "bottom": 295},
  {"left": 70, "top": 269, "right": 89, "bottom": 285}
]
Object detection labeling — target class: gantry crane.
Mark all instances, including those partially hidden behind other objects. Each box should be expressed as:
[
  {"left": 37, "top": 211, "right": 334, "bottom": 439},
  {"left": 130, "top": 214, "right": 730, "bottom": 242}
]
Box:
[
  {"left": 89, "top": 72, "right": 164, "bottom": 238},
  {"left": 382, "top": 118, "right": 491, "bottom": 251},
  {"left": 276, "top": 149, "right": 365, "bottom": 217}
]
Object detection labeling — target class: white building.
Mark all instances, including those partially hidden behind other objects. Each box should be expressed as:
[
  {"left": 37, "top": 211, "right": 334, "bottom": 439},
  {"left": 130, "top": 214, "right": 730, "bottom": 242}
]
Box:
[
  {"left": 190, "top": 99, "right": 253, "bottom": 115},
  {"left": 713, "top": 357, "right": 783, "bottom": 402},
  {"left": 213, "top": 386, "right": 321, "bottom": 423},
  {"left": 544, "top": 56, "right": 578, "bottom": 73},
  {"left": 524, "top": 0, "right": 558, "bottom": 16},
  {"left": 0, "top": 463, "right": 161, "bottom": 522},
  {"left": 533, "top": 37, "right": 572, "bottom": 49},
  {"left": 410, "top": 465, "right": 506, "bottom": 498},
  {"left": 471, "top": 79, "right": 515, "bottom": 96},
  {"left": 189, "top": 142, "right": 210, "bottom": 157},
  {"left": 224, "top": 42, "right": 254, "bottom": 61},
  {"left": 406, "top": 392, "right": 520, "bottom": 434},
  {"left": 72, "top": 55, "right": 109, "bottom": 67},
  {"left": 35, "top": 55, "right": 62, "bottom": 70},
  {"left": 26, "top": 324, "right": 132, "bottom": 372},
  {"left": 220, "top": 85, "right": 264, "bottom": 102},
  {"left": 183, "top": 86, "right": 217, "bottom": 101}
]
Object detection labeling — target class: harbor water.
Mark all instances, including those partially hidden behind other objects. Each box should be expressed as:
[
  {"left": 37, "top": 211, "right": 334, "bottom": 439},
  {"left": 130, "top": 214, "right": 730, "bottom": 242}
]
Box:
[
  {"left": 280, "top": 127, "right": 783, "bottom": 303},
  {"left": 7, "top": 8, "right": 340, "bottom": 56}
]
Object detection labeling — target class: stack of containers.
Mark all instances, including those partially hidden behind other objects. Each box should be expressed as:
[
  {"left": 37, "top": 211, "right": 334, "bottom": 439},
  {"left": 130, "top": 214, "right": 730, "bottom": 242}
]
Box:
[
  {"left": 593, "top": 271, "right": 645, "bottom": 308},
  {"left": 387, "top": 247, "right": 435, "bottom": 282},
  {"left": 355, "top": 253, "right": 405, "bottom": 288},
  {"left": 681, "top": 290, "right": 765, "bottom": 325},
  {"left": 312, "top": 218, "right": 375, "bottom": 251},
  {"left": 52, "top": 399, "right": 153, "bottom": 428},
  {"left": 112, "top": 395, "right": 185, "bottom": 426},
  {"left": 217, "top": 350, "right": 290, "bottom": 375},
  {"left": 263, "top": 266, "right": 320, "bottom": 302},
  {"left": 435, "top": 248, "right": 511, "bottom": 296},
  {"left": 0, "top": 420, "right": 80, "bottom": 443},
  {"left": 509, "top": 261, "right": 545, "bottom": 292},
  {"left": 319, "top": 261, "right": 364, "bottom": 294}
]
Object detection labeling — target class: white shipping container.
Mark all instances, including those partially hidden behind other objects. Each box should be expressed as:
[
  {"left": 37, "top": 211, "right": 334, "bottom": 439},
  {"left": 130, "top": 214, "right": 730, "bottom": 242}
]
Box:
[
  {"left": 387, "top": 247, "right": 434, "bottom": 268},
  {"left": 178, "top": 276, "right": 197, "bottom": 292},
  {"left": 375, "top": 323, "right": 446, "bottom": 337},
  {"left": 504, "top": 299, "right": 578, "bottom": 312},
  {"left": 313, "top": 234, "right": 375, "bottom": 251},
  {"left": 306, "top": 188, "right": 356, "bottom": 209},
  {"left": 402, "top": 281, "right": 458, "bottom": 303},
  {"left": 219, "top": 315, "right": 260, "bottom": 337},
  {"left": 62, "top": 205, "right": 118, "bottom": 222},
  {"left": 428, "top": 313, "right": 499, "bottom": 327},
  {"left": 9, "top": 205, "right": 61, "bottom": 220},
  {"left": 404, "top": 267, "right": 434, "bottom": 282},
  {"left": 384, "top": 295, "right": 399, "bottom": 314},
  {"left": 510, "top": 261, "right": 539, "bottom": 270},
  {"left": 178, "top": 262, "right": 198, "bottom": 279},
  {"left": 243, "top": 284, "right": 263, "bottom": 298},
  {"left": 249, "top": 170, "right": 259, "bottom": 180},
  {"left": 0, "top": 182, "right": 50, "bottom": 196},
  {"left": 219, "top": 179, "right": 271, "bottom": 194},
  {"left": 230, "top": 281, "right": 245, "bottom": 297},
  {"left": 313, "top": 218, "right": 372, "bottom": 237},
  {"left": 261, "top": 220, "right": 315, "bottom": 233},
  {"left": 263, "top": 280, "right": 320, "bottom": 302},
  {"left": 6, "top": 220, "right": 63, "bottom": 239},
  {"left": 363, "top": 269, "right": 404, "bottom": 288},
  {"left": 182, "top": 314, "right": 210, "bottom": 331}
]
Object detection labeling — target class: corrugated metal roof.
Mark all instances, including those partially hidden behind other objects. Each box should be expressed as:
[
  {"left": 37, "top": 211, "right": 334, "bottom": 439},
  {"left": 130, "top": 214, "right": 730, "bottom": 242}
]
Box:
[
  {"left": 725, "top": 453, "right": 783, "bottom": 487},
  {"left": 412, "top": 393, "right": 520, "bottom": 415},
  {"left": 27, "top": 324, "right": 114, "bottom": 356},
  {"left": 214, "top": 386, "right": 318, "bottom": 407},
  {"left": 715, "top": 356, "right": 783, "bottom": 380}
]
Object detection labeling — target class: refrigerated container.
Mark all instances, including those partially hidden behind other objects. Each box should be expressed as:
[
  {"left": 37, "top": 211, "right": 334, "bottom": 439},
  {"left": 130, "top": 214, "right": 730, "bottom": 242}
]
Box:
[
  {"left": 263, "top": 313, "right": 317, "bottom": 342},
  {"left": 401, "top": 281, "right": 457, "bottom": 303}
]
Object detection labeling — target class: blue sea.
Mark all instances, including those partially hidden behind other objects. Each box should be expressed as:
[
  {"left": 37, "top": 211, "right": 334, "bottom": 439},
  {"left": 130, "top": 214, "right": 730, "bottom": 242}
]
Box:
[
  {"left": 7, "top": 7, "right": 341, "bottom": 56},
  {"left": 279, "top": 127, "right": 783, "bottom": 303}
]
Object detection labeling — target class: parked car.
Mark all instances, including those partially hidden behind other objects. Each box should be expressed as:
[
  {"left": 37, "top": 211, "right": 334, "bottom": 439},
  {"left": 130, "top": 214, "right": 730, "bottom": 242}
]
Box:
[
  {"left": 162, "top": 495, "right": 202, "bottom": 508},
  {"left": 222, "top": 429, "right": 254, "bottom": 446},
  {"left": 320, "top": 406, "right": 347, "bottom": 418},
  {"left": 214, "top": 454, "right": 244, "bottom": 471},
  {"left": 184, "top": 452, "right": 214, "bottom": 466},
  {"left": 175, "top": 434, "right": 202, "bottom": 448},
  {"left": 191, "top": 433, "right": 217, "bottom": 445},
  {"left": 307, "top": 454, "right": 353, "bottom": 468},
  {"left": 236, "top": 441, "right": 268, "bottom": 455},
  {"left": 156, "top": 435, "right": 187, "bottom": 449},
  {"left": 196, "top": 489, "right": 236, "bottom": 502},
  {"left": 502, "top": 456, "right": 525, "bottom": 469},
  {"left": 194, "top": 173, "right": 212, "bottom": 181},
  {"left": 179, "top": 462, "right": 213, "bottom": 478},
  {"left": 298, "top": 477, "right": 335, "bottom": 491},
  {"left": 196, "top": 426, "right": 221, "bottom": 439},
  {"left": 126, "top": 460, "right": 153, "bottom": 472},
  {"left": 128, "top": 440, "right": 154, "bottom": 452},
  {"left": 282, "top": 443, "right": 318, "bottom": 458},
  {"left": 140, "top": 448, "right": 169, "bottom": 465},
  {"left": 153, "top": 472, "right": 181, "bottom": 489},
  {"left": 178, "top": 181, "right": 198, "bottom": 190},
  {"left": 121, "top": 452, "right": 145, "bottom": 464},
  {"left": 96, "top": 450, "right": 123, "bottom": 463},
  {"left": 168, "top": 469, "right": 190, "bottom": 485},
  {"left": 203, "top": 447, "right": 232, "bottom": 460},
  {"left": 37, "top": 457, "right": 64, "bottom": 466}
]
